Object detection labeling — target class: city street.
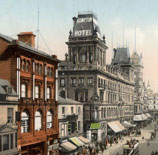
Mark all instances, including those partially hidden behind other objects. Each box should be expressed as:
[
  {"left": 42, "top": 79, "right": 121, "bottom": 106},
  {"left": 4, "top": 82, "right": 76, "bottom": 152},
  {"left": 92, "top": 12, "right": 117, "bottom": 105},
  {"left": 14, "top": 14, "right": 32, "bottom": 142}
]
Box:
[{"left": 103, "top": 121, "right": 158, "bottom": 155}]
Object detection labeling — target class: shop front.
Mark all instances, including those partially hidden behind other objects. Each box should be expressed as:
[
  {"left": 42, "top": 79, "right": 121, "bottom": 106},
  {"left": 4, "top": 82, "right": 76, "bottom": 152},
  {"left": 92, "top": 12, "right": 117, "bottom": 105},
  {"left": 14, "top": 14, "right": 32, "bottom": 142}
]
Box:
[{"left": 48, "top": 139, "right": 59, "bottom": 155}]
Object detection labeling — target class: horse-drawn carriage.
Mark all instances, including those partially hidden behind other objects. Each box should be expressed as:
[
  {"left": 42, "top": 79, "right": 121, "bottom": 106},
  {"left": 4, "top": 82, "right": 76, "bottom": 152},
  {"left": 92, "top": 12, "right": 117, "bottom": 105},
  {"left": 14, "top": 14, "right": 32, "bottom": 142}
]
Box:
[{"left": 123, "top": 141, "right": 139, "bottom": 155}]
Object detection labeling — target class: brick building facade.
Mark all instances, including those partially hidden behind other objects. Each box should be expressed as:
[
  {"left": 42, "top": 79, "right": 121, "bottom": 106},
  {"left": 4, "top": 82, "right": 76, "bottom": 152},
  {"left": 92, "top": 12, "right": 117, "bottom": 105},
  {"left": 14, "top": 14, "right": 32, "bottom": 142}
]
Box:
[{"left": 0, "top": 32, "right": 59, "bottom": 155}]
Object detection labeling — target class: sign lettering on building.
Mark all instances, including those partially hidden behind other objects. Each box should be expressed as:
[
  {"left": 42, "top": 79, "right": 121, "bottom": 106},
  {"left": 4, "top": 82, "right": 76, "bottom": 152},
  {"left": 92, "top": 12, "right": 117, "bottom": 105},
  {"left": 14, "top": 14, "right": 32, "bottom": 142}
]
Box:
[
  {"left": 77, "top": 17, "right": 92, "bottom": 23},
  {"left": 75, "top": 30, "right": 92, "bottom": 37}
]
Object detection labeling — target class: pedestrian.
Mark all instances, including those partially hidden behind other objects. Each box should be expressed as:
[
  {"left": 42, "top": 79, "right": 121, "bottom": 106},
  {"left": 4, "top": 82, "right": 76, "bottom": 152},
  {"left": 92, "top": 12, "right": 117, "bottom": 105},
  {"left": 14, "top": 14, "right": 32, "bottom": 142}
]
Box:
[
  {"left": 147, "top": 139, "right": 150, "bottom": 146},
  {"left": 151, "top": 151, "right": 154, "bottom": 155}
]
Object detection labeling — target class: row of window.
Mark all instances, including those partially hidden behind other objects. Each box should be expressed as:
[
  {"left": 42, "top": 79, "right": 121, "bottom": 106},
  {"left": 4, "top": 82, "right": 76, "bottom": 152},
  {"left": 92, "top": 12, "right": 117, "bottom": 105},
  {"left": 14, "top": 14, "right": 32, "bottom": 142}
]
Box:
[
  {"left": 21, "top": 59, "right": 54, "bottom": 77},
  {"left": 21, "top": 84, "right": 52, "bottom": 99},
  {"left": 60, "top": 77, "right": 93, "bottom": 87},
  {"left": 62, "top": 106, "right": 81, "bottom": 115},
  {"left": 21, "top": 110, "right": 53, "bottom": 133},
  {"left": 60, "top": 121, "right": 81, "bottom": 137},
  {"left": 98, "top": 78, "right": 133, "bottom": 93},
  {"left": 0, "top": 133, "right": 17, "bottom": 152},
  {"left": 70, "top": 51, "right": 93, "bottom": 64}
]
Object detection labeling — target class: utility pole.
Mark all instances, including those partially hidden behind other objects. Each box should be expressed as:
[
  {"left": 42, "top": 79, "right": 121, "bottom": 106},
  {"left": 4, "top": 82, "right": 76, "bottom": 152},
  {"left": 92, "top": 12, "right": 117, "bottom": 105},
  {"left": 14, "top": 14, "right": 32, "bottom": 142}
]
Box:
[{"left": 37, "top": 5, "right": 40, "bottom": 51}]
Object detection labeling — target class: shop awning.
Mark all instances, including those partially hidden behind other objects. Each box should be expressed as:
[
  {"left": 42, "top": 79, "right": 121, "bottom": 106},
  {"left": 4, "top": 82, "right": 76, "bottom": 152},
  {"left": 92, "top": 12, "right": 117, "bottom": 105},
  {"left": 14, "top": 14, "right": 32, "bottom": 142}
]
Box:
[
  {"left": 141, "top": 113, "right": 148, "bottom": 120},
  {"left": 108, "top": 121, "right": 125, "bottom": 133},
  {"left": 90, "top": 123, "right": 101, "bottom": 129},
  {"left": 122, "top": 121, "right": 136, "bottom": 128},
  {"left": 78, "top": 136, "right": 89, "bottom": 144},
  {"left": 133, "top": 115, "right": 143, "bottom": 121},
  {"left": 133, "top": 114, "right": 148, "bottom": 121},
  {"left": 145, "top": 113, "right": 151, "bottom": 118},
  {"left": 61, "top": 141, "right": 77, "bottom": 152},
  {"left": 69, "top": 137, "right": 84, "bottom": 147}
]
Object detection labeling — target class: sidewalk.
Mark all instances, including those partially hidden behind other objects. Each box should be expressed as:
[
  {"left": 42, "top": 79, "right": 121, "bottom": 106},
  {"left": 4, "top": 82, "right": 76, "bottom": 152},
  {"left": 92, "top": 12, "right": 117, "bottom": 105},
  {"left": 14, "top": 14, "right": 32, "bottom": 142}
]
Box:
[{"left": 102, "top": 129, "right": 150, "bottom": 155}]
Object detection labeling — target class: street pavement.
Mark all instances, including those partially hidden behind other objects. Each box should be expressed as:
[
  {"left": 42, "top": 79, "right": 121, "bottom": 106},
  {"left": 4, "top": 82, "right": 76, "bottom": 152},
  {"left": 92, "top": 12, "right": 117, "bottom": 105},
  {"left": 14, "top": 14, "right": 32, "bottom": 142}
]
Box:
[{"left": 102, "top": 121, "right": 158, "bottom": 155}]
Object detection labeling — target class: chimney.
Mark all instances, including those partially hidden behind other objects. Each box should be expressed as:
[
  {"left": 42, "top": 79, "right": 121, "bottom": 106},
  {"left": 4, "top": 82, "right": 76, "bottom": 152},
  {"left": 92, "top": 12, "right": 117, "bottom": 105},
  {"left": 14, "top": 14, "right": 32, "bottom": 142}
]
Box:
[
  {"left": 18, "top": 32, "right": 36, "bottom": 48},
  {"left": 52, "top": 55, "right": 57, "bottom": 59}
]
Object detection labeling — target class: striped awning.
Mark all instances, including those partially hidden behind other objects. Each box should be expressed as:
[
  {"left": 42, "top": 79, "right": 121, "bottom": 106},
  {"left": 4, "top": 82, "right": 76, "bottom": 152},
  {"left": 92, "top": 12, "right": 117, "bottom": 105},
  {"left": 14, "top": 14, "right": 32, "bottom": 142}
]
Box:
[
  {"left": 69, "top": 137, "right": 84, "bottom": 147},
  {"left": 108, "top": 121, "right": 125, "bottom": 133},
  {"left": 78, "top": 136, "right": 89, "bottom": 144},
  {"left": 61, "top": 141, "right": 77, "bottom": 151}
]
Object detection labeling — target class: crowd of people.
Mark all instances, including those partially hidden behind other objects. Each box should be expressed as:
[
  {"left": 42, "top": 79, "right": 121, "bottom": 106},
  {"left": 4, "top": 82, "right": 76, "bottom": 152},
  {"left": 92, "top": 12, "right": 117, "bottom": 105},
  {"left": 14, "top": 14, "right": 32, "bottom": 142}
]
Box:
[
  {"left": 151, "top": 151, "right": 158, "bottom": 155},
  {"left": 125, "top": 138, "right": 139, "bottom": 148}
]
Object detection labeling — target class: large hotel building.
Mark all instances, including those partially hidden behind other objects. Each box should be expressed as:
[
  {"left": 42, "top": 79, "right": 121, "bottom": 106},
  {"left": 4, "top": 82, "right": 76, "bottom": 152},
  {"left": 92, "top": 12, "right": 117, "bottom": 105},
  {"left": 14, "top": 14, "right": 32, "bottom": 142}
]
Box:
[{"left": 58, "top": 12, "right": 135, "bottom": 141}]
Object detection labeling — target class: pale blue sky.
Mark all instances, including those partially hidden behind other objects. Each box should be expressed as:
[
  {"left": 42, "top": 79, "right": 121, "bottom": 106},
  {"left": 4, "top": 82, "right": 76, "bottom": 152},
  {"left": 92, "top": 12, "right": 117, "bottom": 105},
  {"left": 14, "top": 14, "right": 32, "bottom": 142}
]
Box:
[{"left": 1, "top": 0, "right": 158, "bottom": 91}]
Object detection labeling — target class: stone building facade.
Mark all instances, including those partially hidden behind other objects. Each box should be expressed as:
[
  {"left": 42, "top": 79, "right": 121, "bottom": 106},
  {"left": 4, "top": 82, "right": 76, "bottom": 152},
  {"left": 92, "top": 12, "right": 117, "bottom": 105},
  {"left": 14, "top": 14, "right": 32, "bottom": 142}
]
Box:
[
  {"left": 58, "top": 13, "right": 135, "bottom": 141},
  {"left": 131, "top": 52, "right": 144, "bottom": 114},
  {"left": 0, "top": 79, "right": 19, "bottom": 155},
  {"left": 0, "top": 32, "right": 59, "bottom": 155},
  {"left": 58, "top": 96, "right": 83, "bottom": 139}
]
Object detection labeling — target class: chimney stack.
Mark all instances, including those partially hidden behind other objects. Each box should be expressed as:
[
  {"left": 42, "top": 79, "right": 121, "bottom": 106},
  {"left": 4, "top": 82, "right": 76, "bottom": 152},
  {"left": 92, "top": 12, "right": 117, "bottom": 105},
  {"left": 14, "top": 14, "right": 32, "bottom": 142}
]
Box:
[{"left": 18, "top": 32, "right": 36, "bottom": 48}]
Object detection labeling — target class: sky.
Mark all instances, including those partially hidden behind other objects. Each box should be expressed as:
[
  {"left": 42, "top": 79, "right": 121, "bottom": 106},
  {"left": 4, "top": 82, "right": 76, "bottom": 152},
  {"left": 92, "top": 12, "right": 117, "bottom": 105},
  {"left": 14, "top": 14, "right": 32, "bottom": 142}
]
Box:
[{"left": 1, "top": 0, "right": 158, "bottom": 91}]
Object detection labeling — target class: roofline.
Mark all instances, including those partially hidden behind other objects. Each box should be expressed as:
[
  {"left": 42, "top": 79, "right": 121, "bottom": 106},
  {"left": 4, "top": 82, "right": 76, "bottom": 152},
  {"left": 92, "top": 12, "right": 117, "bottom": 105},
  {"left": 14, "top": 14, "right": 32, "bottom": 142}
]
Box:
[{"left": 9, "top": 44, "right": 61, "bottom": 63}]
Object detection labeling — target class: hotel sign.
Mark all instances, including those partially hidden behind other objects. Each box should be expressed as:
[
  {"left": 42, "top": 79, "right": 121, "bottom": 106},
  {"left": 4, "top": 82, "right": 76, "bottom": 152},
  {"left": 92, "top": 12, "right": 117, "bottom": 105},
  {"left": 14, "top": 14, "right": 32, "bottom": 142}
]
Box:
[
  {"left": 75, "top": 30, "right": 92, "bottom": 37},
  {"left": 74, "top": 17, "right": 93, "bottom": 37}
]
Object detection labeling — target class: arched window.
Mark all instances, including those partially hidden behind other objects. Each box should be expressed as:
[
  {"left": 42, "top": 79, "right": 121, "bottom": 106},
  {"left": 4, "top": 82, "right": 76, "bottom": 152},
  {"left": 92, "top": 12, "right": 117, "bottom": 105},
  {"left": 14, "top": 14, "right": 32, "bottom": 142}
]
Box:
[
  {"left": 22, "top": 59, "right": 26, "bottom": 71},
  {"left": 47, "top": 87, "right": 51, "bottom": 99},
  {"left": 79, "top": 54, "right": 86, "bottom": 63},
  {"left": 35, "top": 110, "right": 42, "bottom": 131},
  {"left": 35, "top": 85, "right": 40, "bottom": 98},
  {"left": 21, "top": 111, "right": 29, "bottom": 133},
  {"left": 26, "top": 61, "right": 29, "bottom": 72},
  {"left": 47, "top": 110, "right": 53, "bottom": 129},
  {"left": 21, "top": 84, "right": 27, "bottom": 98}
]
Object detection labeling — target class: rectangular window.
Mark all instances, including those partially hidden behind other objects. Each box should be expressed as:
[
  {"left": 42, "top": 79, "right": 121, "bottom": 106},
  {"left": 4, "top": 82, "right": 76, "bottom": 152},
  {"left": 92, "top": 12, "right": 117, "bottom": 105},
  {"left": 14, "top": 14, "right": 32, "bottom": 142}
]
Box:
[
  {"left": 71, "top": 107, "right": 74, "bottom": 114},
  {"left": 62, "top": 107, "right": 65, "bottom": 115},
  {"left": 87, "top": 77, "right": 93, "bottom": 86},
  {"left": 98, "top": 78, "right": 101, "bottom": 87},
  {"left": 3, "top": 135, "right": 9, "bottom": 151},
  {"left": 10, "top": 134, "right": 13, "bottom": 149},
  {"left": 79, "top": 77, "right": 84, "bottom": 85},
  {"left": 100, "top": 91, "right": 104, "bottom": 101},
  {"left": 71, "top": 77, "right": 77, "bottom": 86},
  {"left": 47, "top": 87, "right": 51, "bottom": 99},
  {"left": 80, "top": 54, "right": 86, "bottom": 63},
  {"left": 15, "top": 132, "right": 17, "bottom": 147},
  {"left": 78, "top": 107, "right": 81, "bottom": 115},
  {"left": 8, "top": 108, "right": 13, "bottom": 123},
  {"left": 35, "top": 85, "right": 40, "bottom": 98},
  {"left": 60, "top": 78, "right": 65, "bottom": 87},
  {"left": 21, "top": 84, "right": 26, "bottom": 98},
  {"left": 78, "top": 121, "right": 80, "bottom": 131}
]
